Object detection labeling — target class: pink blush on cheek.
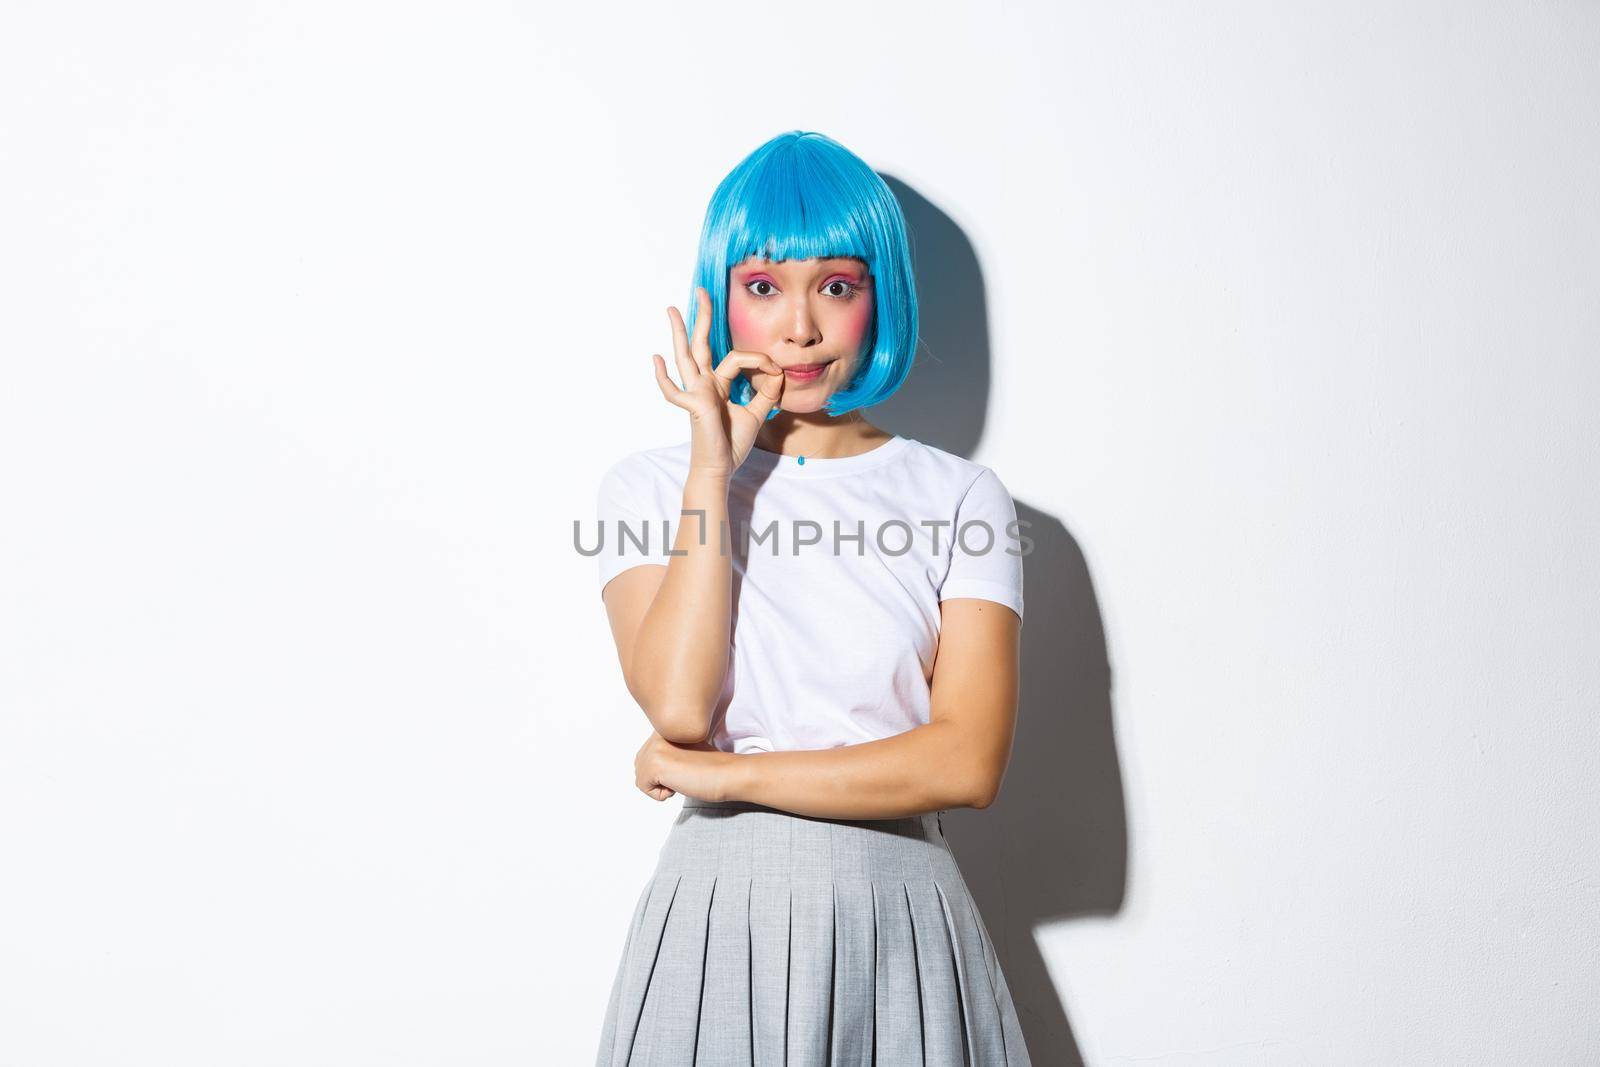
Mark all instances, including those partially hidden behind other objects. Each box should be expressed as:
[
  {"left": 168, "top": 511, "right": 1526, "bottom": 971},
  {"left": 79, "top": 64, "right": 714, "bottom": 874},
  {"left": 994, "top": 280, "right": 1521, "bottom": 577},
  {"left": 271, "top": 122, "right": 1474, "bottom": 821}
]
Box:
[
  {"left": 727, "top": 301, "right": 749, "bottom": 338},
  {"left": 840, "top": 297, "right": 873, "bottom": 348}
]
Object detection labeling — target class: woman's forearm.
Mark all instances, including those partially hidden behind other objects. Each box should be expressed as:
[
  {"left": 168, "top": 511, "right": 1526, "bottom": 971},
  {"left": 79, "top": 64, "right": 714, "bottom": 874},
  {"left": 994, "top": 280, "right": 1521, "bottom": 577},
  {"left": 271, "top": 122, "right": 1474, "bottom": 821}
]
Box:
[
  {"left": 719, "top": 720, "right": 989, "bottom": 820},
  {"left": 628, "top": 470, "right": 732, "bottom": 742}
]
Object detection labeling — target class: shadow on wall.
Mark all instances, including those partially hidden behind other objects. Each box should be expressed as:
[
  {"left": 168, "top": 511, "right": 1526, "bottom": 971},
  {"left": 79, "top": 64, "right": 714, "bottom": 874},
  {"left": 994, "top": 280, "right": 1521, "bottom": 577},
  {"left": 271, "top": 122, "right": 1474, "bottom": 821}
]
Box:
[{"left": 875, "top": 175, "right": 1128, "bottom": 1067}]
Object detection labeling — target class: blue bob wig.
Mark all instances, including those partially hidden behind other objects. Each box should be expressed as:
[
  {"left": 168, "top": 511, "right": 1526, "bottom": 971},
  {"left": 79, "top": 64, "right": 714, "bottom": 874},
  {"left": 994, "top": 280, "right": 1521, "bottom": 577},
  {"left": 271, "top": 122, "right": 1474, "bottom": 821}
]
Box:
[{"left": 686, "top": 131, "right": 919, "bottom": 419}]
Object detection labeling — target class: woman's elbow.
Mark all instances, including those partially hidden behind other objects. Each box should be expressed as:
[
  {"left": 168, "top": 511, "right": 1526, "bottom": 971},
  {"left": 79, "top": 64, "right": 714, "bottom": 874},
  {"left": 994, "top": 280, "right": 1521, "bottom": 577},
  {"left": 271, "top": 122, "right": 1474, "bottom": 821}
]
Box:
[
  {"left": 967, "top": 784, "right": 999, "bottom": 810},
  {"left": 626, "top": 673, "right": 715, "bottom": 743},
  {"left": 963, "top": 763, "right": 1007, "bottom": 810},
  {"left": 648, "top": 704, "right": 714, "bottom": 745}
]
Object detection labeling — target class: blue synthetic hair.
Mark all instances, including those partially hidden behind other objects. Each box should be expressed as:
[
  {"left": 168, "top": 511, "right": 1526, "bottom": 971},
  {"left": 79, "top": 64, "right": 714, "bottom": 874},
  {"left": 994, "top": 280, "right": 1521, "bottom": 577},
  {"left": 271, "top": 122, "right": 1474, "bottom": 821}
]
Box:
[{"left": 686, "top": 131, "right": 919, "bottom": 419}]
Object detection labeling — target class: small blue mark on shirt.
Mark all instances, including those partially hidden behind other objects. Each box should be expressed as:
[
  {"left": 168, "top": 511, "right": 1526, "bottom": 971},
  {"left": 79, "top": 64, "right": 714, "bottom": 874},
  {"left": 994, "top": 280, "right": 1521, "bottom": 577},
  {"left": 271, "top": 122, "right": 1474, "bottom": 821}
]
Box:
[{"left": 797, "top": 455, "right": 805, "bottom": 465}]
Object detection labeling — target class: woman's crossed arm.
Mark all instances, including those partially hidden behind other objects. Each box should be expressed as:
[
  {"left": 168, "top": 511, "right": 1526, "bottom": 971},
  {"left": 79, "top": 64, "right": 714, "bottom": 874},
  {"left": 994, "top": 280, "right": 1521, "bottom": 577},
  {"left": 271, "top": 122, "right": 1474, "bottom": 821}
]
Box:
[{"left": 633, "top": 596, "right": 1022, "bottom": 820}]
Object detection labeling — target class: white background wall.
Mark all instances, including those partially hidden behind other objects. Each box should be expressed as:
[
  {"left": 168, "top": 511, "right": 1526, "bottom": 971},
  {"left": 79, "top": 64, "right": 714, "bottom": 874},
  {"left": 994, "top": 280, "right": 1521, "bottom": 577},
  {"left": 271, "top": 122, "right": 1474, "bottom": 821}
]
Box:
[{"left": 3, "top": 2, "right": 1596, "bottom": 1064}]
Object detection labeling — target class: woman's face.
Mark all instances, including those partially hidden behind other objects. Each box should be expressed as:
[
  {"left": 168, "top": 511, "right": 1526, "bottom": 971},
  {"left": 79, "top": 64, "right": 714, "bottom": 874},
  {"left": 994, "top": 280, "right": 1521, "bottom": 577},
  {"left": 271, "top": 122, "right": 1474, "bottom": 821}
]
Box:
[{"left": 726, "top": 255, "right": 875, "bottom": 412}]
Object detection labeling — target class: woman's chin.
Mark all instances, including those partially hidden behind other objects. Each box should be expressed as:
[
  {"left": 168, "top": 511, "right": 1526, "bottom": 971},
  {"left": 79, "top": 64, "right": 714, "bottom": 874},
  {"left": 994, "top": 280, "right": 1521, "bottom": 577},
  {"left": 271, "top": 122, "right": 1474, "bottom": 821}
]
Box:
[{"left": 774, "top": 393, "right": 833, "bottom": 414}]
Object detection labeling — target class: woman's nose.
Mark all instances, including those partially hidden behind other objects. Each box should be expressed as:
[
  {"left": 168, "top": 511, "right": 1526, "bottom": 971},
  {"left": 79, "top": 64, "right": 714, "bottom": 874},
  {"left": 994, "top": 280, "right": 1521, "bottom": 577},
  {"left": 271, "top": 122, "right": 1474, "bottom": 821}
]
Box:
[{"left": 787, "top": 299, "right": 822, "bottom": 347}]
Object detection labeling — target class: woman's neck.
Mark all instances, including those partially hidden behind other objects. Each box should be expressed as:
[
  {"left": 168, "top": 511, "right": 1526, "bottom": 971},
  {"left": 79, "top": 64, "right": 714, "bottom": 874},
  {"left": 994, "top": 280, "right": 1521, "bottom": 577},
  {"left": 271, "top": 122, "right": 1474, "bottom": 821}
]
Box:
[{"left": 753, "top": 413, "right": 894, "bottom": 459}]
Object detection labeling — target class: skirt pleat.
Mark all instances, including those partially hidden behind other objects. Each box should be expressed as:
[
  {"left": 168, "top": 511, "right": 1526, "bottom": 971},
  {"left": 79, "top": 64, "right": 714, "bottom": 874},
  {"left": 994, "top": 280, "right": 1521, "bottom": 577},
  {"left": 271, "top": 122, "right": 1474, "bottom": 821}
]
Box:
[
  {"left": 594, "top": 799, "right": 1031, "bottom": 1066},
  {"left": 904, "top": 880, "right": 967, "bottom": 1063},
  {"left": 830, "top": 881, "right": 877, "bottom": 1062},
  {"left": 748, "top": 881, "right": 789, "bottom": 1063},
  {"left": 871, "top": 882, "right": 925, "bottom": 1062},
  {"left": 695, "top": 875, "right": 753, "bottom": 1063},
  {"left": 786, "top": 879, "right": 834, "bottom": 1061}
]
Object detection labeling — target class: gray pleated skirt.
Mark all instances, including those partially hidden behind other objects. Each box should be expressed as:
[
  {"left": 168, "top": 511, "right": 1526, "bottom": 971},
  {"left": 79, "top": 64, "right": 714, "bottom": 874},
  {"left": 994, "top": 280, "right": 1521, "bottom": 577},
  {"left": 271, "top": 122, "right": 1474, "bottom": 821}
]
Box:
[{"left": 595, "top": 797, "right": 1032, "bottom": 1066}]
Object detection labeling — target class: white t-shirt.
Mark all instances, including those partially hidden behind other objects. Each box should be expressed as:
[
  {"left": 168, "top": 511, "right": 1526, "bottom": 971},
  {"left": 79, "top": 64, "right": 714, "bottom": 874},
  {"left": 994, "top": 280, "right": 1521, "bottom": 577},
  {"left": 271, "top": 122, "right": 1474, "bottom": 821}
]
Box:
[{"left": 593, "top": 434, "right": 1025, "bottom": 754}]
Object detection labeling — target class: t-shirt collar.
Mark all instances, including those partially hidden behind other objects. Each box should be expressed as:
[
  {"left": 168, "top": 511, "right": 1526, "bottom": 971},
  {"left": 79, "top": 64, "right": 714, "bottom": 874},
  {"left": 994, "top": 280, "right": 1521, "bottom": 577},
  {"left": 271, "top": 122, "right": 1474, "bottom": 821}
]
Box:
[{"left": 739, "top": 434, "right": 911, "bottom": 479}]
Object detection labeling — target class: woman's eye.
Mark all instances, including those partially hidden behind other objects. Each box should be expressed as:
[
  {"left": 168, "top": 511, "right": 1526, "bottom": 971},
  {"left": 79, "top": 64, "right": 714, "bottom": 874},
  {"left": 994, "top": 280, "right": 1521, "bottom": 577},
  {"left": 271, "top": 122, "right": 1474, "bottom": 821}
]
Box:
[{"left": 743, "top": 278, "right": 860, "bottom": 299}]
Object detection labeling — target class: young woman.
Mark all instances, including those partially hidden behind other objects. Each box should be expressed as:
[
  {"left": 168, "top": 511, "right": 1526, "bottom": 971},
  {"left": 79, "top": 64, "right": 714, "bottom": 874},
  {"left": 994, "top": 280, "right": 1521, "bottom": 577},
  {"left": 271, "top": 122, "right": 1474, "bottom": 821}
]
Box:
[{"left": 593, "top": 130, "right": 1032, "bottom": 1065}]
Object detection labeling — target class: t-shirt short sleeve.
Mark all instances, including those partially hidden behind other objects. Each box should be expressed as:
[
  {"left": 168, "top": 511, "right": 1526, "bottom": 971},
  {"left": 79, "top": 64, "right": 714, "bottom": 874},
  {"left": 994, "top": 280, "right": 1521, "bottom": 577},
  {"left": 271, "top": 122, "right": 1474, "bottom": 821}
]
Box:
[
  {"left": 938, "top": 467, "right": 1025, "bottom": 624},
  {"left": 595, "top": 458, "right": 672, "bottom": 596}
]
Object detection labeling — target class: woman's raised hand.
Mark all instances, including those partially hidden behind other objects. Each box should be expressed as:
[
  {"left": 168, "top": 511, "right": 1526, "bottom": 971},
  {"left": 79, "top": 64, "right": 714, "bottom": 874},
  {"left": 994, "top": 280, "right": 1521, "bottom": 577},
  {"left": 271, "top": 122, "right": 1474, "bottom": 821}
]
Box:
[{"left": 653, "top": 287, "right": 784, "bottom": 478}]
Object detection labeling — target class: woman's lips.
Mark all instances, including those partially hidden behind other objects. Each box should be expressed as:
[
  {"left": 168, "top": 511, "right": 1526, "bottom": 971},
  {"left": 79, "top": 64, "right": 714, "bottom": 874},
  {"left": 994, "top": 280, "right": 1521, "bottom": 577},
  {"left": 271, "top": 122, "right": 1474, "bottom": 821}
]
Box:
[{"left": 783, "top": 360, "right": 832, "bottom": 383}]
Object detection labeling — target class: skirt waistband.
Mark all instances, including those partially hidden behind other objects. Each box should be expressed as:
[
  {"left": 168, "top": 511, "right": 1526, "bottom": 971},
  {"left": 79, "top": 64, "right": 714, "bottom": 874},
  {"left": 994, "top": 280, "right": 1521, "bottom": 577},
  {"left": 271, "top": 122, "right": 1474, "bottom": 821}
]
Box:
[
  {"left": 660, "top": 797, "right": 955, "bottom": 884},
  {"left": 681, "top": 796, "right": 946, "bottom": 825}
]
